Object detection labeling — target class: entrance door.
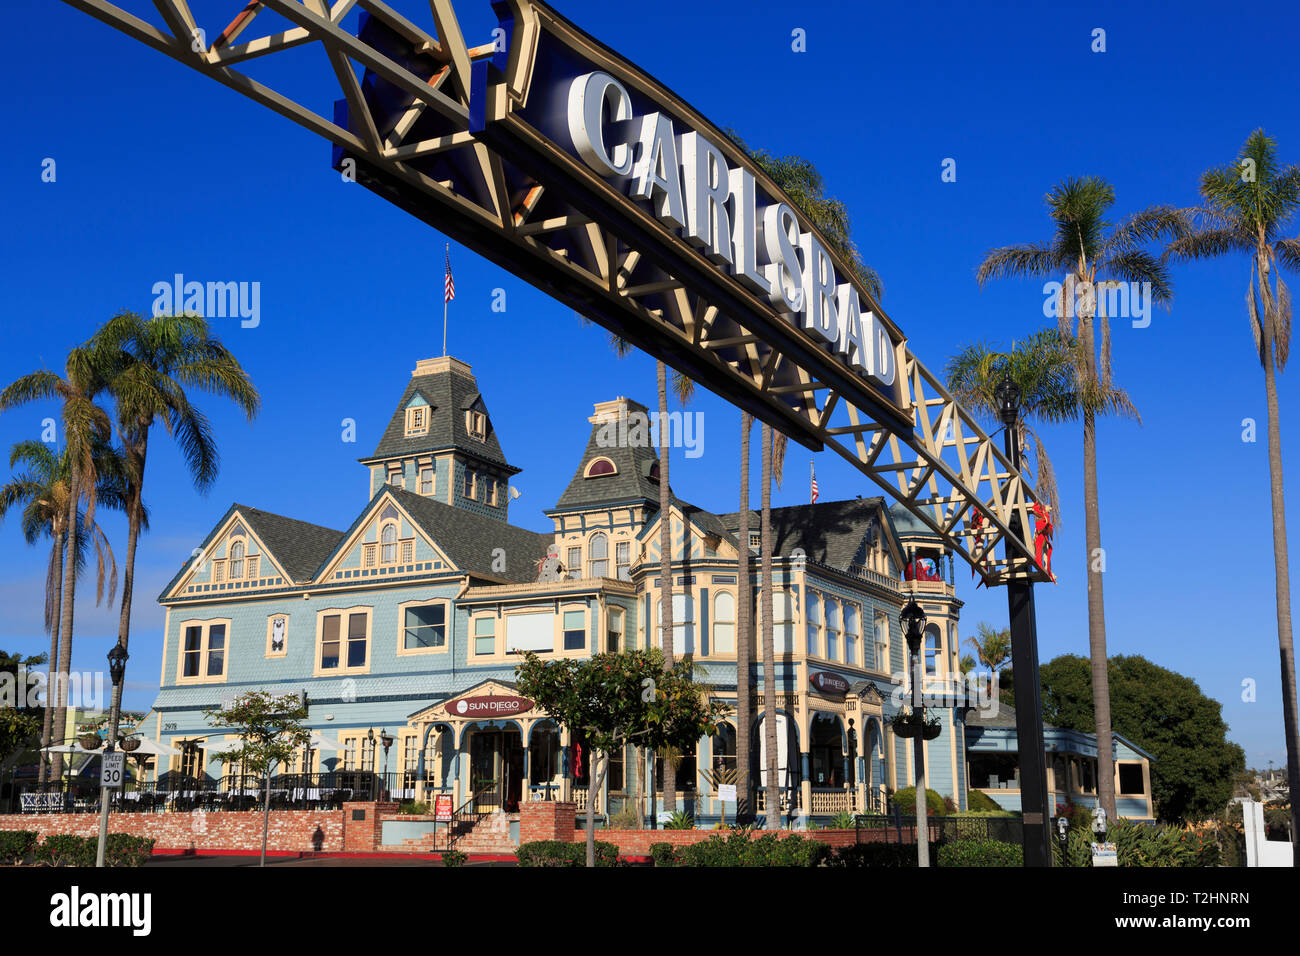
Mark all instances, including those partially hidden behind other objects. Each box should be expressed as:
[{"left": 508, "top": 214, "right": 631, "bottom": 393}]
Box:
[{"left": 468, "top": 730, "right": 524, "bottom": 812}]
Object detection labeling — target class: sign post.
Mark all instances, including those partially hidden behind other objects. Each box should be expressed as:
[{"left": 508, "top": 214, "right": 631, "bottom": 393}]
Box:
[{"left": 94, "top": 750, "right": 126, "bottom": 868}]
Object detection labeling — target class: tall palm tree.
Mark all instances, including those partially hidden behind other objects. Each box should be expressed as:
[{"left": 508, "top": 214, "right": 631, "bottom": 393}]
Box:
[
  {"left": 91, "top": 311, "right": 260, "bottom": 748},
  {"left": 976, "top": 176, "right": 1182, "bottom": 821},
  {"left": 736, "top": 411, "right": 754, "bottom": 820},
  {"left": 0, "top": 439, "right": 124, "bottom": 783},
  {"left": 1, "top": 347, "right": 115, "bottom": 782},
  {"left": 944, "top": 328, "right": 1078, "bottom": 521},
  {"left": 656, "top": 359, "right": 676, "bottom": 815},
  {"left": 964, "top": 622, "right": 1012, "bottom": 697},
  {"left": 759, "top": 424, "right": 788, "bottom": 828},
  {"left": 1164, "top": 129, "right": 1300, "bottom": 859}
]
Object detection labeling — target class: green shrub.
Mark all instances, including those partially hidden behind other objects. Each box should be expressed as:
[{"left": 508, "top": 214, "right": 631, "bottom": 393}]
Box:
[
  {"left": 827, "top": 842, "right": 917, "bottom": 867},
  {"left": 649, "top": 842, "right": 679, "bottom": 867},
  {"left": 441, "top": 849, "right": 468, "bottom": 867},
  {"left": 938, "top": 839, "right": 1023, "bottom": 867},
  {"left": 892, "top": 787, "right": 946, "bottom": 816},
  {"left": 607, "top": 808, "right": 638, "bottom": 830},
  {"left": 397, "top": 802, "right": 432, "bottom": 815},
  {"left": 515, "top": 839, "right": 619, "bottom": 867},
  {"left": 662, "top": 810, "right": 695, "bottom": 830},
  {"left": 1051, "top": 820, "right": 1219, "bottom": 868},
  {"left": 37, "top": 835, "right": 96, "bottom": 867},
  {"left": 104, "top": 834, "right": 154, "bottom": 867},
  {"left": 828, "top": 811, "right": 856, "bottom": 829},
  {"left": 0, "top": 831, "right": 39, "bottom": 865},
  {"left": 673, "top": 832, "right": 829, "bottom": 867},
  {"left": 965, "top": 790, "right": 1005, "bottom": 813}
]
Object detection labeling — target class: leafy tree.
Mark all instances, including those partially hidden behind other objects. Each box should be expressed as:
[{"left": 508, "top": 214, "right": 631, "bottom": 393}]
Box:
[
  {"left": 206, "top": 690, "right": 310, "bottom": 867},
  {"left": 0, "top": 651, "right": 46, "bottom": 767},
  {"left": 91, "top": 311, "right": 259, "bottom": 755},
  {"left": 515, "top": 648, "right": 727, "bottom": 866},
  {"left": 1164, "top": 128, "right": 1300, "bottom": 860},
  {"left": 1031, "top": 654, "right": 1245, "bottom": 823},
  {"left": 976, "top": 177, "right": 1185, "bottom": 821},
  {"left": 964, "top": 623, "right": 1012, "bottom": 695}
]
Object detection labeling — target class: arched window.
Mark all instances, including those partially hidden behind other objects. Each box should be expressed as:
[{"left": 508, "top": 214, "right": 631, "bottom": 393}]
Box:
[
  {"left": 584, "top": 457, "right": 617, "bottom": 477},
  {"left": 844, "top": 604, "right": 859, "bottom": 666},
  {"left": 806, "top": 591, "right": 821, "bottom": 657},
  {"left": 588, "top": 532, "right": 609, "bottom": 578},
  {"left": 229, "top": 541, "right": 245, "bottom": 580},
  {"left": 924, "top": 625, "right": 942, "bottom": 676},
  {"left": 381, "top": 523, "right": 398, "bottom": 565},
  {"left": 825, "top": 599, "right": 840, "bottom": 661},
  {"left": 712, "top": 591, "right": 736, "bottom": 654}
]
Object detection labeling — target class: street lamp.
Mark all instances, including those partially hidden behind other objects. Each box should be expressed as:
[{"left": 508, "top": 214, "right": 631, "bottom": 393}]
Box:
[
  {"left": 367, "top": 728, "right": 377, "bottom": 800},
  {"left": 95, "top": 642, "right": 129, "bottom": 868},
  {"left": 899, "top": 587, "right": 930, "bottom": 868},
  {"left": 380, "top": 730, "right": 395, "bottom": 801}
]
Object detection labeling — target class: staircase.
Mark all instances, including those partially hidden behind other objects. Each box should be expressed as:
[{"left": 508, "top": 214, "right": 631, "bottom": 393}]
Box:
[{"left": 394, "top": 810, "right": 516, "bottom": 856}]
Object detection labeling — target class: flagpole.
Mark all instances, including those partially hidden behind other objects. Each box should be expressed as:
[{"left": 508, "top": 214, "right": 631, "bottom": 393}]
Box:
[{"left": 443, "top": 242, "right": 449, "bottom": 357}]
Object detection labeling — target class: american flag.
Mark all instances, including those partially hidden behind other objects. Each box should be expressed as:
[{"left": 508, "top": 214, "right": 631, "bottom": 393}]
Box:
[
  {"left": 810, "top": 460, "right": 819, "bottom": 504},
  {"left": 444, "top": 247, "right": 455, "bottom": 303}
]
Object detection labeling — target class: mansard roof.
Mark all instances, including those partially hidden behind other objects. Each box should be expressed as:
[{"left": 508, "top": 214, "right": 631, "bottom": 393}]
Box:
[
  {"left": 551, "top": 398, "right": 665, "bottom": 513},
  {"left": 386, "top": 487, "right": 551, "bottom": 584},
  {"left": 362, "top": 356, "right": 517, "bottom": 473},
  {"left": 718, "top": 497, "right": 892, "bottom": 572}
]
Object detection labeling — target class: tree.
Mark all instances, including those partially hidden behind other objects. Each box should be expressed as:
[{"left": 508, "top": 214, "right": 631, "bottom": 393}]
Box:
[
  {"left": 515, "top": 648, "right": 727, "bottom": 865},
  {"left": 206, "top": 690, "right": 310, "bottom": 867},
  {"left": 0, "top": 651, "right": 46, "bottom": 769},
  {"left": 1034, "top": 654, "right": 1245, "bottom": 823},
  {"left": 759, "top": 424, "right": 788, "bottom": 828},
  {"left": 944, "top": 328, "right": 1078, "bottom": 520},
  {"left": 735, "top": 412, "right": 754, "bottom": 820},
  {"left": 91, "top": 311, "right": 259, "bottom": 754},
  {"left": 977, "top": 177, "right": 1184, "bottom": 821},
  {"left": 0, "top": 346, "right": 118, "bottom": 783},
  {"left": 964, "top": 623, "right": 1012, "bottom": 696},
  {"left": 0, "top": 439, "right": 125, "bottom": 783},
  {"left": 1164, "top": 129, "right": 1300, "bottom": 859}
]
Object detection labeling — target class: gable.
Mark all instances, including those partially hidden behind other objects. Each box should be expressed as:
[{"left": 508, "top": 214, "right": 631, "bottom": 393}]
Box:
[
  {"left": 316, "top": 491, "right": 456, "bottom": 583},
  {"left": 164, "top": 510, "right": 296, "bottom": 601}
]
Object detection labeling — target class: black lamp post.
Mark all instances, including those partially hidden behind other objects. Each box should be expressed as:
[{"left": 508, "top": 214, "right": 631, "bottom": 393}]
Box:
[
  {"left": 380, "top": 729, "right": 394, "bottom": 801},
  {"left": 95, "top": 643, "right": 129, "bottom": 868},
  {"left": 367, "top": 728, "right": 377, "bottom": 799},
  {"left": 899, "top": 591, "right": 930, "bottom": 868},
  {"left": 995, "top": 376, "right": 1052, "bottom": 867}
]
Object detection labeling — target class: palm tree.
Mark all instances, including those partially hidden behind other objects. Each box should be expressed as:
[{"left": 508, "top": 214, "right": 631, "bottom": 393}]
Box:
[
  {"left": 0, "top": 439, "right": 125, "bottom": 784},
  {"left": 1164, "top": 129, "right": 1300, "bottom": 858},
  {"left": 759, "top": 424, "right": 788, "bottom": 828},
  {"left": 736, "top": 411, "right": 754, "bottom": 820},
  {"left": 964, "top": 623, "right": 1012, "bottom": 697},
  {"left": 976, "top": 176, "right": 1183, "bottom": 821},
  {"left": 1, "top": 347, "right": 116, "bottom": 782},
  {"left": 944, "top": 329, "right": 1078, "bottom": 520},
  {"left": 656, "top": 359, "right": 677, "bottom": 816},
  {"left": 90, "top": 311, "right": 260, "bottom": 748}
]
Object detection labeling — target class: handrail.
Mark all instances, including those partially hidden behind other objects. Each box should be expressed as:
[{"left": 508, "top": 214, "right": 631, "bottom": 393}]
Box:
[{"left": 446, "top": 780, "right": 499, "bottom": 852}]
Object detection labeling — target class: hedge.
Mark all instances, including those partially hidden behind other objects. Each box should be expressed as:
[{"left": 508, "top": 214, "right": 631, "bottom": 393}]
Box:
[
  {"left": 19, "top": 834, "right": 155, "bottom": 868},
  {"left": 36, "top": 835, "right": 97, "bottom": 867},
  {"left": 892, "top": 787, "right": 946, "bottom": 816},
  {"left": 664, "top": 832, "right": 831, "bottom": 867},
  {"left": 105, "top": 834, "right": 156, "bottom": 868},
  {"left": 826, "top": 842, "right": 917, "bottom": 867},
  {"left": 965, "top": 790, "right": 1006, "bottom": 813},
  {"left": 0, "top": 831, "right": 39, "bottom": 866},
  {"left": 937, "top": 839, "right": 1023, "bottom": 867},
  {"left": 516, "top": 840, "right": 620, "bottom": 867}
]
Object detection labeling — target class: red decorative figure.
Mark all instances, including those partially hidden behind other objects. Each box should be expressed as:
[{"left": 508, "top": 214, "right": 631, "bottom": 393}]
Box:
[
  {"left": 1032, "top": 502, "right": 1055, "bottom": 581},
  {"left": 969, "top": 512, "right": 987, "bottom": 589}
]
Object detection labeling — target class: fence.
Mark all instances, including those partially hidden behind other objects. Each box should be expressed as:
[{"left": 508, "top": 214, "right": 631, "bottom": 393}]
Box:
[{"left": 852, "top": 813, "right": 1024, "bottom": 846}]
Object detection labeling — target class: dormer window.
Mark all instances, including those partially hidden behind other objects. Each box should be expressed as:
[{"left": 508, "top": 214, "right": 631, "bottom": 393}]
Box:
[
  {"left": 405, "top": 405, "right": 429, "bottom": 437},
  {"left": 466, "top": 410, "right": 487, "bottom": 440},
  {"left": 584, "top": 457, "right": 617, "bottom": 478}
]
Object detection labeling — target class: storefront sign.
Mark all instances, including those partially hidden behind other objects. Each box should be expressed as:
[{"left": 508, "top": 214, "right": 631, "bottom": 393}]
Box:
[
  {"left": 717, "top": 784, "right": 737, "bottom": 803},
  {"left": 1091, "top": 842, "right": 1118, "bottom": 868},
  {"left": 446, "top": 694, "right": 534, "bottom": 718},
  {"left": 434, "top": 794, "right": 454, "bottom": 822},
  {"left": 809, "top": 671, "right": 851, "bottom": 697}
]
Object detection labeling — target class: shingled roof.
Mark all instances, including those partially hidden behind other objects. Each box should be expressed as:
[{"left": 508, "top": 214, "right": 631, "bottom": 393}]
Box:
[
  {"left": 550, "top": 398, "right": 665, "bottom": 512},
  {"left": 236, "top": 505, "right": 346, "bottom": 583},
  {"left": 388, "top": 486, "right": 551, "bottom": 584},
  {"left": 362, "top": 356, "right": 516, "bottom": 472},
  {"left": 718, "top": 498, "right": 889, "bottom": 572}
]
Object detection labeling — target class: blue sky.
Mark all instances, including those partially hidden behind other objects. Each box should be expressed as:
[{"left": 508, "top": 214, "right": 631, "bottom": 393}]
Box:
[{"left": 1, "top": 0, "right": 1298, "bottom": 770}]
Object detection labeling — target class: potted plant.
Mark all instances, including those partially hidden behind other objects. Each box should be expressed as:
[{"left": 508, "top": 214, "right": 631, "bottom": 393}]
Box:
[
  {"left": 118, "top": 735, "right": 142, "bottom": 753},
  {"left": 891, "top": 710, "right": 942, "bottom": 740},
  {"left": 78, "top": 733, "right": 102, "bottom": 750}
]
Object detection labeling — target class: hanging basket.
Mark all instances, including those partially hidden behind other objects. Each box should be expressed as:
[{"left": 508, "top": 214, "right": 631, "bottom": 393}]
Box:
[
  {"left": 78, "top": 734, "right": 102, "bottom": 750},
  {"left": 118, "top": 736, "right": 142, "bottom": 753},
  {"left": 922, "top": 723, "right": 942, "bottom": 741},
  {"left": 893, "top": 720, "right": 917, "bottom": 739}
]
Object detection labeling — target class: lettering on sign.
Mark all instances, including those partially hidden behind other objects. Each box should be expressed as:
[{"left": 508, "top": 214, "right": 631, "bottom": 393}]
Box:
[
  {"left": 809, "top": 671, "right": 851, "bottom": 697},
  {"left": 446, "top": 694, "right": 534, "bottom": 718}
]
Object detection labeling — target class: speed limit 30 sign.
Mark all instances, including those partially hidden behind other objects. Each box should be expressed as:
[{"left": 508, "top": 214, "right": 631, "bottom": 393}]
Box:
[{"left": 101, "top": 752, "right": 126, "bottom": 789}]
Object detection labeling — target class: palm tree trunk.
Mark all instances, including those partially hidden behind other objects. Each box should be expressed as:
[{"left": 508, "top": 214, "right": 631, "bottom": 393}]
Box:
[
  {"left": 1261, "top": 312, "right": 1300, "bottom": 864},
  {"left": 107, "top": 438, "right": 146, "bottom": 748},
  {"left": 50, "top": 468, "right": 82, "bottom": 784},
  {"left": 760, "top": 425, "right": 779, "bottom": 829},
  {"left": 736, "top": 412, "right": 753, "bottom": 821},
  {"left": 1083, "top": 405, "right": 1117, "bottom": 822},
  {"left": 37, "top": 528, "right": 65, "bottom": 788},
  {"left": 657, "top": 362, "right": 675, "bottom": 815}
]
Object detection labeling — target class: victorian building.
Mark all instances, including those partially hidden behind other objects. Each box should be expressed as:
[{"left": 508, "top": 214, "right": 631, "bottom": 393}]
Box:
[{"left": 135, "top": 356, "right": 972, "bottom": 825}]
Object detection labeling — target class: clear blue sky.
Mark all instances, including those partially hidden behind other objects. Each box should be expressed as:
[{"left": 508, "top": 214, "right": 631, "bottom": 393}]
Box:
[{"left": 1, "top": 0, "right": 1297, "bottom": 770}]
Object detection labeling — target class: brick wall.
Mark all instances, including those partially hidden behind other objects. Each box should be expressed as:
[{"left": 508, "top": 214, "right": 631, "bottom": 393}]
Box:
[
  {"left": 0, "top": 810, "right": 343, "bottom": 854},
  {"left": 519, "top": 802, "right": 576, "bottom": 843},
  {"left": 341, "top": 801, "right": 398, "bottom": 852}
]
